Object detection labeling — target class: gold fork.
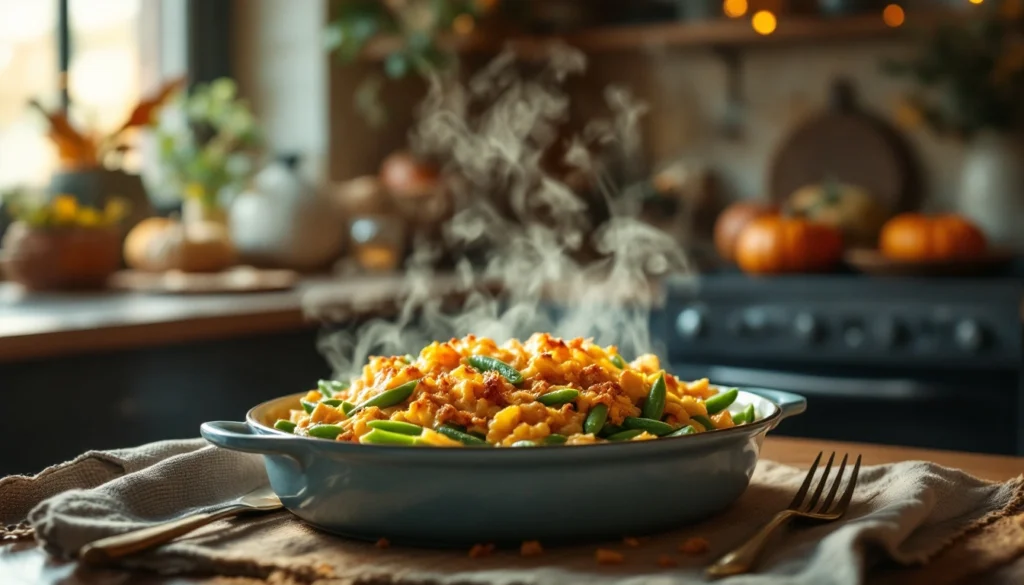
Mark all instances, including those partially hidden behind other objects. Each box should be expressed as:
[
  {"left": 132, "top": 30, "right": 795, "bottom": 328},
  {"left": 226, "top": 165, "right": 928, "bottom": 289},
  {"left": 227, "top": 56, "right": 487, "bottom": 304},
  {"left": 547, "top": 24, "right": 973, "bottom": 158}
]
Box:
[{"left": 706, "top": 451, "right": 862, "bottom": 578}]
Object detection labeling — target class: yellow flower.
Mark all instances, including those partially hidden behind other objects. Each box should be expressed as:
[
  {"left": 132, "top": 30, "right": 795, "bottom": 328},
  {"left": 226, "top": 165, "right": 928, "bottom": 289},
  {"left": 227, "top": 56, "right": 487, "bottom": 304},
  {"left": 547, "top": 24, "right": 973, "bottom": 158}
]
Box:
[
  {"left": 76, "top": 207, "right": 102, "bottom": 227},
  {"left": 103, "top": 197, "right": 128, "bottom": 224},
  {"left": 184, "top": 182, "right": 206, "bottom": 200},
  {"left": 51, "top": 195, "right": 79, "bottom": 224}
]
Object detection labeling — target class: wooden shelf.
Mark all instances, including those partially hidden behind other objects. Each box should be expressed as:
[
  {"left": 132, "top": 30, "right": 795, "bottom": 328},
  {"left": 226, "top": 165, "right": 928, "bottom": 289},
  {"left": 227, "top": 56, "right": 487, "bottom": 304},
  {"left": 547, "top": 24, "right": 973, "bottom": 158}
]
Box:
[{"left": 361, "top": 11, "right": 957, "bottom": 61}]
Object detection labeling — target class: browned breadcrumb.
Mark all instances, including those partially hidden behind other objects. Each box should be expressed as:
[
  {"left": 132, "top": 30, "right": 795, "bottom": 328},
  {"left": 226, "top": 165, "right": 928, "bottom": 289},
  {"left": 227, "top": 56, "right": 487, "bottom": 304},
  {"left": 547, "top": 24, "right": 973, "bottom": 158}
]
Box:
[
  {"left": 375, "top": 537, "right": 390, "bottom": 549},
  {"left": 657, "top": 554, "right": 678, "bottom": 568},
  {"left": 520, "top": 540, "right": 543, "bottom": 556},
  {"left": 622, "top": 536, "right": 640, "bottom": 548},
  {"left": 469, "top": 543, "right": 496, "bottom": 558},
  {"left": 679, "top": 537, "right": 710, "bottom": 555},
  {"left": 595, "top": 548, "right": 625, "bottom": 564}
]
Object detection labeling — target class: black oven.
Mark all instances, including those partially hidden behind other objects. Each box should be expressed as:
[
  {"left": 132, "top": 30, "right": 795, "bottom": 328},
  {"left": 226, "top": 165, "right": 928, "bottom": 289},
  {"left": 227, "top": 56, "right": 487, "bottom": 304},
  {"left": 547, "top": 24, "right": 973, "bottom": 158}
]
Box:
[{"left": 657, "top": 275, "right": 1024, "bottom": 455}]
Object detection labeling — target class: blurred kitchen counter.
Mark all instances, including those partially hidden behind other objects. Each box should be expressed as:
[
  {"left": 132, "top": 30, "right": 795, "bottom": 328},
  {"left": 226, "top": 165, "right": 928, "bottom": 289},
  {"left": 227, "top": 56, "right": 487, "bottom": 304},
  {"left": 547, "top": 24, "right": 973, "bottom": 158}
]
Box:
[
  {"left": 0, "top": 272, "right": 491, "bottom": 364},
  {"left": 0, "top": 274, "right": 456, "bottom": 364}
]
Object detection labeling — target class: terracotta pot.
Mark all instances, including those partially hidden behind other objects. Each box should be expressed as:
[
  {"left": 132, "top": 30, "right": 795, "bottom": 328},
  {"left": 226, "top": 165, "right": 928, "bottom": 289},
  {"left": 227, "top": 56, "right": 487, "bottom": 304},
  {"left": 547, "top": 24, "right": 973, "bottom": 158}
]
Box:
[{"left": 0, "top": 222, "right": 121, "bottom": 290}]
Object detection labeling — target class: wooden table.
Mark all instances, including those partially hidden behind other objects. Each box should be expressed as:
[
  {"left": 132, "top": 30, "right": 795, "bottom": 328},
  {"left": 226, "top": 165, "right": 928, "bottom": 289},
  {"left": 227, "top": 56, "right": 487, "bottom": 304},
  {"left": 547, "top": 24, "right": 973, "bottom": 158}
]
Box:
[{"left": 2, "top": 436, "right": 1023, "bottom": 584}]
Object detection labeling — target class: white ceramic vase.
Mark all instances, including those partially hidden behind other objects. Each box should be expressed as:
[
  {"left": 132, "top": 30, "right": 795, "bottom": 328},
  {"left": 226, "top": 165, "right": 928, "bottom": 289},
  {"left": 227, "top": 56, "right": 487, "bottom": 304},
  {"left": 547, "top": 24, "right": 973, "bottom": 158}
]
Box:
[
  {"left": 229, "top": 156, "right": 344, "bottom": 270},
  {"left": 957, "top": 131, "right": 1024, "bottom": 251}
]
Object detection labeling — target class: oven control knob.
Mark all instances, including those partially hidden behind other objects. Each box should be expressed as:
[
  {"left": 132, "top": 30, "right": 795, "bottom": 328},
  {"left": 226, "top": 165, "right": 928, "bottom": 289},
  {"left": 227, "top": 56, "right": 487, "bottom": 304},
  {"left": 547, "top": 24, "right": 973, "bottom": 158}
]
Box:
[
  {"left": 874, "top": 317, "right": 908, "bottom": 348},
  {"left": 676, "top": 308, "right": 706, "bottom": 339},
  {"left": 793, "top": 312, "right": 823, "bottom": 344},
  {"left": 954, "top": 318, "right": 986, "bottom": 352}
]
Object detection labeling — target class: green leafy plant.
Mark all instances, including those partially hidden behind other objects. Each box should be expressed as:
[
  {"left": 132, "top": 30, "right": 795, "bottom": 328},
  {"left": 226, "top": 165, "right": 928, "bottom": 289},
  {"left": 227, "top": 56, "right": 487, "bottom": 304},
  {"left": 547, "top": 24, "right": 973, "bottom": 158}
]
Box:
[
  {"left": 325, "top": 0, "right": 493, "bottom": 125},
  {"left": 884, "top": 2, "right": 1024, "bottom": 139},
  {"left": 326, "top": 0, "right": 487, "bottom": 78},
  {"left": 153, "top": 78, "right": 262, "bottom": 208}
]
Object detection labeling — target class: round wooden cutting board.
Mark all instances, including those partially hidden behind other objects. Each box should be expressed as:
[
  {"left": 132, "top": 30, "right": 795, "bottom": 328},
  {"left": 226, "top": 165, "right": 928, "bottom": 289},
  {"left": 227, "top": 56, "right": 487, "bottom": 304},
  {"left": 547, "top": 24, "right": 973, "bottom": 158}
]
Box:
[{"left": 768, "top": 79, "right": 920, "bottom": 214}]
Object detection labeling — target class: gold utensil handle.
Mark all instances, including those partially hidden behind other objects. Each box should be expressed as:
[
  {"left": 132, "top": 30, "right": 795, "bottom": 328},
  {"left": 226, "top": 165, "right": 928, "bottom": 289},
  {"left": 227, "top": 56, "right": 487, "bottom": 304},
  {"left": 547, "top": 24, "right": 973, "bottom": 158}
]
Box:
[
  {"left": 707, "top": 510, "right": 795, "bottom": 578},
  {"left": 78, "top": 504, "right": 246, "bottom": 565}
]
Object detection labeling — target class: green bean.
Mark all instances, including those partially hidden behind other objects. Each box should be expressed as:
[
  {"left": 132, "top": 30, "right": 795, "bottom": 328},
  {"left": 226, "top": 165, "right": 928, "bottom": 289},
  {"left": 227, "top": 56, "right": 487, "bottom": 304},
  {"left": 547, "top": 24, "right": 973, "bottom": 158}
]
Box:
[
  {"left": 443, "top": 422, "right": 467, "bottom": 433},
  {"left": 360, "top": 428, "right": 418, "bottom": 445},
  {"left": 352, "top": 379, "right": 420, "bottom": 413},
  {"left": 436, "top": 424, "right": 489, "bottom": 446},
  {"left": 666, "top": 425, "right": 696, "bottom": 437},
  {"left": 606, "top": 429, "right": 645, "bottom": 441},
  {"left": 467, "top": 355, "right": 524, "bottom": 384},
  {"left": 511, "top": 440, "right": 538, "bottom": 447},
  {"left": 402, "top": 354, "right": 415, "bottom": 364},
  {"left": 469, "top": 430, "right": 487, "bottom": 440},
  {"left": 599, "top": 423, "right": 624, "bottom": 438},
  {"left": 307, "top": 424, "right": 343, "bottom": 439},
  {"left": 622, "top": 416, "right": 675, "bottom": 436},
  {"left": 584, "top": 404, "right": 609, "bottom": 435},
  {"left": 537, "top": 388, "right": 579, "bottom": 407},
  {"left": 705, "top": 388, "right": 739, "bottom": 415},
  {"left": 642, "top": 373, "right": 667, "bottom": 420},
  {"left": 341, "top": 401, "right": 356, "bottom": 416},
  {"left": 543, "top": 434, "right": 568, "bottom": 445},
  {"left": 300, "top": 400, "right": 317, "bottom": 414},
  {"left": 691, "top": 415, "right": 715, "bottom": 431},
  {"left": 610, "top": 354, "right": 626, "bottom": 369},
  {"left": 733, "top": 404, "right": 756, "bottom": 425},
  {"left": 367, "top": 420, "right": 424, "bottom": 436},
  {"left": 273, "top": 419, "right": 297, "bottom": 433},
  {"left": 321, "top": 399, "right": 343, "bottom": 408},
  {"left": 317, "top": 379, "right": 348, "bottom": 397}
]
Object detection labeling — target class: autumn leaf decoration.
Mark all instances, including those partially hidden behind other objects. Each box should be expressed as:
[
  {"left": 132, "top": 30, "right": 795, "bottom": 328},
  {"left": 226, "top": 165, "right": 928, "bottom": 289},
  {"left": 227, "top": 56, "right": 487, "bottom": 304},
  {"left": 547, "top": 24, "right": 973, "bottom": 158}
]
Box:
[{"left": 30, "top": 76, "right": 187, "bottom": 171}]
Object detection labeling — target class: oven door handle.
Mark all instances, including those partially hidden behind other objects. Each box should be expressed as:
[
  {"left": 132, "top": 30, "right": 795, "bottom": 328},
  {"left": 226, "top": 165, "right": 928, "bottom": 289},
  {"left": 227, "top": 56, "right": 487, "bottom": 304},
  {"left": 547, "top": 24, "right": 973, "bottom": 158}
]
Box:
[{"left": 706, "top": 366, "right": 945, "bottom": 402}]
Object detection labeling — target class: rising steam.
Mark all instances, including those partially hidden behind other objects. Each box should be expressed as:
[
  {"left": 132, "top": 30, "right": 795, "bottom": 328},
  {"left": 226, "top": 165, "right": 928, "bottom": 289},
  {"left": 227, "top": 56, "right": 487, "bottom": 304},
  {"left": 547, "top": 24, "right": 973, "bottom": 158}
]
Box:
[{"left": 309, "top": 46, "right": 690, "bottom": 379}]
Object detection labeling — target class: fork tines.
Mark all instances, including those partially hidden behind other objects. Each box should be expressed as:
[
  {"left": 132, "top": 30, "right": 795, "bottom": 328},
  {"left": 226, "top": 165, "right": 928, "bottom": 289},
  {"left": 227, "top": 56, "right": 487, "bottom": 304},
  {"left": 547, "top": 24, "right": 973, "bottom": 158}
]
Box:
[{"left": 789, "top": 451, "right": 862, "bottom": 517}]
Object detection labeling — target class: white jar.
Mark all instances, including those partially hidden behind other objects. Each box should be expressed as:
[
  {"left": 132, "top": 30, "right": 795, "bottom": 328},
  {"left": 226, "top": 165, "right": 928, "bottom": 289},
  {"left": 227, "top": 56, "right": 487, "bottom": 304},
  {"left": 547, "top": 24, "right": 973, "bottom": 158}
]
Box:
[{"left": 229, "top": 155, "right": 345, "bottom": 270}]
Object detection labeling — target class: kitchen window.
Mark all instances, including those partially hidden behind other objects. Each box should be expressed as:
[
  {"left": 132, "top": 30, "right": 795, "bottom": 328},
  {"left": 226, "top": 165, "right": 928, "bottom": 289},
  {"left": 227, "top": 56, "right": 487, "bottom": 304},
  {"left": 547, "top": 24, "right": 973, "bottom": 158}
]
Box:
[{"left": 0, "top": 0, "right": 188, "bottom": 191}]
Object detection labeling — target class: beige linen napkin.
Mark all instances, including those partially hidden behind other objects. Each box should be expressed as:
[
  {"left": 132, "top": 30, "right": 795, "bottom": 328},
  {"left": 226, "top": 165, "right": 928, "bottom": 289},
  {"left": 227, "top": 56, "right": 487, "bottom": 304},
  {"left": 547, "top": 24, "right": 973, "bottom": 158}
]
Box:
[{"left": 1, "top": 439, "right": 1022, "bottom": 585}]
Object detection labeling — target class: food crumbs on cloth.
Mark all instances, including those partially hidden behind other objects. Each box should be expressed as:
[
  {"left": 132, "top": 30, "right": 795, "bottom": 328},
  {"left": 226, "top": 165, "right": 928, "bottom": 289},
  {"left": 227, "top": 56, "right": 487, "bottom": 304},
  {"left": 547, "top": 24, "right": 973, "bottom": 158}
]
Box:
[
  {"left": 469, "top": 543, "right": 496, "bottom": 558},
  {"left": 622, "top": 536, "right": 640, "bottom": 547},
  {"left": 679, "top": 537, "right": 710, "bottom": 555},
  {"left": 520, "top": 540, "right": 544, "bottom": 556},
  {"left": 596, "top": 549, "right": 625, "bottom": 565},
  {"left": 375, "top": 538, "right": 390, "bottom": 549},
  {"left": 657, "top": 555, "right": 678, "bottom": 568}
]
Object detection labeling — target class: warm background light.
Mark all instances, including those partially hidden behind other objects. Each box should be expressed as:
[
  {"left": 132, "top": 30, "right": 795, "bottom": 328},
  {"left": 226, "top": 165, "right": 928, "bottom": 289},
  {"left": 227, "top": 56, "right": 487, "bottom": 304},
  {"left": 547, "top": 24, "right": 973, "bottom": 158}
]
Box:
[
  {"left": 723, "top": 0, "right": 748, "bottom": 18},
  {"left": 751, "top": 10, "right": 777, "bottom": 35},
  {"left": 968, "top": 0, "right": 984, "bottom": 5},
  {"left": 882, "top": 4, "right": 905, "bottom": 28},
  {"left": 452, "top": 13, "right": 475, "bottom": 36}
]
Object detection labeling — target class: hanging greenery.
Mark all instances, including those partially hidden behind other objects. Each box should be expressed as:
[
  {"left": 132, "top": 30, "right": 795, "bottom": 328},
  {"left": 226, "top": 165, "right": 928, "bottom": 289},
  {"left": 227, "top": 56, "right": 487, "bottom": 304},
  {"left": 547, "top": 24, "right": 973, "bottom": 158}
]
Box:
[
  {"left": 325, "top": 0, "right": 497, "bottom": 125},
  {"left": 883, "top": 1, "right": 1024, "bottom": 139},
  {"left": 325, "top": 0, "right": 491, "bottom": 78}
]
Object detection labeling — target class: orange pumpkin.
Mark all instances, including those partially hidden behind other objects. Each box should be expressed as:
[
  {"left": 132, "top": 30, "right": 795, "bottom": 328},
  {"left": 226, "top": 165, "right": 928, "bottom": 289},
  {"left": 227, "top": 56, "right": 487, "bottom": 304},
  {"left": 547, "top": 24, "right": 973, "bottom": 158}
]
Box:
[
  {"left": 735, "top": 216, "right": 844, "bottom": 274},
  {"left": 879, "top": 214, "right": 987, "bottom": 261},
  {"left": 714, "top": 201, "right": 779, "bottom": 263}
]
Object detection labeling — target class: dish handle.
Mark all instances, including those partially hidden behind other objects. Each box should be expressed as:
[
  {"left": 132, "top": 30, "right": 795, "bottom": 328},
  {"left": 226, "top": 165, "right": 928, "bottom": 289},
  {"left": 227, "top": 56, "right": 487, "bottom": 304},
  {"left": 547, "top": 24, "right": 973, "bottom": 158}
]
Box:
[
  {"left": 201, "top": 421, "right": 310, "bottom": 467},
  {"left": 746, "top": 388, "right": 806, "bottom": 428}
]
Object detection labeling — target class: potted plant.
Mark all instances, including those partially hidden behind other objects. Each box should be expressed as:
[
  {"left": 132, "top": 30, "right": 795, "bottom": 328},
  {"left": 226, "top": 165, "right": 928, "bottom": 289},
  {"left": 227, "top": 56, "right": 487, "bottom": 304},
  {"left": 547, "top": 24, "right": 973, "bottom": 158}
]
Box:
[
  {"left": 325, "top": 0, "right": 497, "bottom": 124},
  {"left": 1, "top": 194, "right": 128, "bottom": 290},
  {"left": 152, "top": 78, "right": 262, "bottom": 227},
  {"left": 31, "top": 77, "right": 185, "bottom": 230},
  {"left": 884, "top": 2, "right": 1024, "bottom": 249}
]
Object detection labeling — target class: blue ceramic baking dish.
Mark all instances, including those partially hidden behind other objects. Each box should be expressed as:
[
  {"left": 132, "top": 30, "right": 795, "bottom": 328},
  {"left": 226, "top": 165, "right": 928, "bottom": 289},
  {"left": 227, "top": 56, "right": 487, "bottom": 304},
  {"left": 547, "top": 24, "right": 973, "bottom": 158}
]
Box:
[{"left": 201, "top": 387, "right": 805, "bottom": 545}]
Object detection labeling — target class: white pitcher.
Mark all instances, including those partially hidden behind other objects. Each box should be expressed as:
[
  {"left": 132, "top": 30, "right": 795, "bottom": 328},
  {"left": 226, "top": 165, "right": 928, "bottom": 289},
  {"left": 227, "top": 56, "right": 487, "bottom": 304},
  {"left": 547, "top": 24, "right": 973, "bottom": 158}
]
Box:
[{"left": 229, "top": 155, "right": 344, "bottom": 270}]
